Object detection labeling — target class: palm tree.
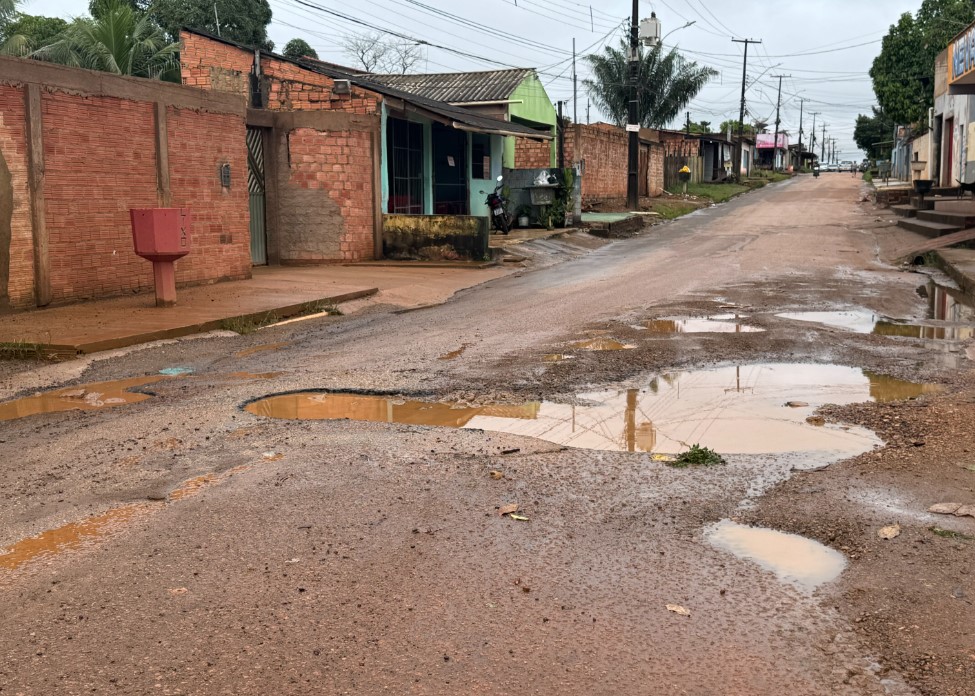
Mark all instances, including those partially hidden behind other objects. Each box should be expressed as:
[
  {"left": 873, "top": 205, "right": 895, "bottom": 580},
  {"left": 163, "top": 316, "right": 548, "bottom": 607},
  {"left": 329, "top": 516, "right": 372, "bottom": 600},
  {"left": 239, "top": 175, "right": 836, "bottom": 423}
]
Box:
[
  {"left": 583, "top": 37, "right": 717, "bottom": 129},
  {"left": 0, "top": 0, "right": 29, "bottom": 56},
  {"left": 32, "top": 0, "right": 179, "bottom": 79}
]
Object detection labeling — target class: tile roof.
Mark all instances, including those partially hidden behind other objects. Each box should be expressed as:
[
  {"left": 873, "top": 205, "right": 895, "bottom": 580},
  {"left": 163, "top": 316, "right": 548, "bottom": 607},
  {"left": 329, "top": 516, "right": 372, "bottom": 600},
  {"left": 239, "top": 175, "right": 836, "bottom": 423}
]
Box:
[{"left": 365, "top": 69, "right": 535, "bottom": 104}]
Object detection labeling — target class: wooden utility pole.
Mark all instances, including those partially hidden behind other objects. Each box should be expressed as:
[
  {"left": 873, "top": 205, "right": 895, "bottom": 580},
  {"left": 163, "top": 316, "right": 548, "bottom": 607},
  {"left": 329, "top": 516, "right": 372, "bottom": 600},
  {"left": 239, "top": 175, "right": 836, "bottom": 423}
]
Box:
[
  {"left": 810, "top": 111, "right": 821, "bottom": 161},
  {"left": 821, "top": 123, "right": 827, "bottom": 162},
  {"left": 572, "top": 38, "right": 577, "bottom": 126},
  {"left": 732, "top": 38, "right": 762, "bottom": 182},
  {"left": 797, "top": 98, "right": 805, "bottom": 166}
]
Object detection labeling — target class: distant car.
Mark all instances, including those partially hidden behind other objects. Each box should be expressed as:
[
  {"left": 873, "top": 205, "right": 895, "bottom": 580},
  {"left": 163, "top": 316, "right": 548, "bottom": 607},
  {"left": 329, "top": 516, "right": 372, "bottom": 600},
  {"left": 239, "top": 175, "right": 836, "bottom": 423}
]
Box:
[
  {"left": 823, "top": 162, "right": 837, "bottom": 172},
  {"left": 839, "top": 160, "right": 855, "bottom": 172}
]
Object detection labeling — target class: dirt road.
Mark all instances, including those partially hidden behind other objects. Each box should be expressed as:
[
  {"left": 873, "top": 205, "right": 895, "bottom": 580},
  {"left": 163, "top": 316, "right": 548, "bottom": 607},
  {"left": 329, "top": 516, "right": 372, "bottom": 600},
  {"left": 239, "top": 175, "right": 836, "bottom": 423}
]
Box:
[{"left": 1, "top": 174, "right": 972, "bottom": 695}]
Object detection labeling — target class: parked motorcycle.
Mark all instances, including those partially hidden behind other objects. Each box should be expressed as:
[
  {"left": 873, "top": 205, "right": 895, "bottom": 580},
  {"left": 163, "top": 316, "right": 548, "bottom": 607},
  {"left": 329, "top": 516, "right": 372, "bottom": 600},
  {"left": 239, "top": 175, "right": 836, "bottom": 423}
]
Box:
[{"left": 481, "top": 175, "right": 511, "bottom": 235}]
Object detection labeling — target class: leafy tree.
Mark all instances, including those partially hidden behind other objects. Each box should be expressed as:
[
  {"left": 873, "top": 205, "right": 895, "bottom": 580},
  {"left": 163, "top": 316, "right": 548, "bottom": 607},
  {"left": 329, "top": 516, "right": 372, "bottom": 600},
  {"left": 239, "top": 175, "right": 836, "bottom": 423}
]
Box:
[
  {"left": 0, "top": 0, "right": 28, "bottom": 55},
  {"left": 32, "top": 0, "right": 179, "bottom": 80},
  {"left": 720, "top": 119, "right": 756, "bottom": 136},
  {"left": 854, "top": 108, "right": 896, "bottom": 159},
  {"left": 2, "top": 13, "right": 68, "bottom": 52},
  {"left": 870, "top": 0, "right": 975, "bottom": 124},
  {"left": 583, "top": 36, "right": 716, "bottom": 129},
  {"left": 89, "top": 0, "right": 144, "bottom": 17},
  {"left": 283, "top": 37, "right": 317, "bottom": 60},
  {"left": 151, "top": 0, "right": 273, "bottom": 51}
]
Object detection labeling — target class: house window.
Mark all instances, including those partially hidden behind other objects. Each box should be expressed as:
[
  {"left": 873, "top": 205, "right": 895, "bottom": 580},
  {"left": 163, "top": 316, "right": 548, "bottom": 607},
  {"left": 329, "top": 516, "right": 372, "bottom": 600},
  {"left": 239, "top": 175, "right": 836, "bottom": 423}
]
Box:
[
  {"left": 471, "top": 133, "right": 491, "bottom": 180},
  {"left": 387, "top": 117, "right": 424, "bottom": 214}
]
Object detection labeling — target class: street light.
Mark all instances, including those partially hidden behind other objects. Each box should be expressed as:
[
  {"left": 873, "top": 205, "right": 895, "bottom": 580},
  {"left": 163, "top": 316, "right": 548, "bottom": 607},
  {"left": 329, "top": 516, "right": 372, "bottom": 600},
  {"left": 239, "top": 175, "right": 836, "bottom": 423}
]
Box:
[{"left": 661, "top": 20, "right": 696, "bottom": 44}]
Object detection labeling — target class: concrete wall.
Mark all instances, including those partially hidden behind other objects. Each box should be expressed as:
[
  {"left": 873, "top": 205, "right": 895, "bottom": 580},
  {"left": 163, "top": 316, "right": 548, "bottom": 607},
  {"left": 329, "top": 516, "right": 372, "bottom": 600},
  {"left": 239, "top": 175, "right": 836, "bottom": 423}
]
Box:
[
  {"left": 382, "top": 214, "right": 488, "bottom": 261},
  {"left": 0, "top": 55, "right": 250, "bottom": 311}
]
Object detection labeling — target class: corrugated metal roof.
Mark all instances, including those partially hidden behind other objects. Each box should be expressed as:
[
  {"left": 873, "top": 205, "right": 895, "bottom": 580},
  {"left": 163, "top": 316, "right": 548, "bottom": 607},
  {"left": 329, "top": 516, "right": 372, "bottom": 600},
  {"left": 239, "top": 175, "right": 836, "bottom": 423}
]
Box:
[
  {"left": 300, "top": 61, "right": 550, "bottom": 140},
  {"left": 365, "top": 69, "right": 534, "bottom": 104}
]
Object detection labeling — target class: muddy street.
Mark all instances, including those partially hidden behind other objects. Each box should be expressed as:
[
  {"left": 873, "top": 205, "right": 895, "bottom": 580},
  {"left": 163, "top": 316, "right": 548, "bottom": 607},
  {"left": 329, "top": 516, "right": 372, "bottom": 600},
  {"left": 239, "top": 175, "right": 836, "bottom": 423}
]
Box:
[{"left": 1, "top": 174, "right": 973, "bottom": 695}]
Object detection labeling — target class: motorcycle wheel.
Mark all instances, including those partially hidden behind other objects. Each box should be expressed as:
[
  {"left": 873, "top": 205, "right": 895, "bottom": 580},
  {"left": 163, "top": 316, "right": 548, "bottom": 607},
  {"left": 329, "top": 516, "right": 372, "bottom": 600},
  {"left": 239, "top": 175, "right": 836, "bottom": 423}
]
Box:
[{"left": 495, "top": 214, "right": 510, "bottom": 235}]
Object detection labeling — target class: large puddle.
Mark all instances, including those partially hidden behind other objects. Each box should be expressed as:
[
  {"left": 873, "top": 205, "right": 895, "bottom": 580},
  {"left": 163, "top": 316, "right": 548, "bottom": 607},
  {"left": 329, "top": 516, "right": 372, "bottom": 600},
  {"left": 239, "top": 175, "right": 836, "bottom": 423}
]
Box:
[
  {"left": 777, "top": 283, "right": 975, "bottom": 339},
  {"left": 707, "top": 520, "right": 847, "bottom": 592},
  {"left": 244, "top": 364, "right": 937, "bottom": 457},
  {"left": 0, "top": 376, "right": 169, "bottom": 421}
]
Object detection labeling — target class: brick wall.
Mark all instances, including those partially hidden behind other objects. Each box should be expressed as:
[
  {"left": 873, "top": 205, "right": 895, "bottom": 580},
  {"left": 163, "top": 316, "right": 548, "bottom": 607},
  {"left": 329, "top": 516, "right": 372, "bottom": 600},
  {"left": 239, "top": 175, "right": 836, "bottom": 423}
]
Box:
[
  {"left": 0, "top": 84, "right": 32, "bottom": 309},
  {"left": 275, "top": 127, "right": 374, "bottom": 263},
  {"left": 0, "top": 56, "right": 249, "bottom": 310},
  {"left": 180, "top": 31, "right": 252, "bottom": 97},
  {"left": 260, "top": 56, "right": 379, "bottom": 114},
  {"left": 567, "top": 124, "right": 664, "bottom": 202},
  {"left": 514, "top": 137, "right": 551, "bottom": 168}
]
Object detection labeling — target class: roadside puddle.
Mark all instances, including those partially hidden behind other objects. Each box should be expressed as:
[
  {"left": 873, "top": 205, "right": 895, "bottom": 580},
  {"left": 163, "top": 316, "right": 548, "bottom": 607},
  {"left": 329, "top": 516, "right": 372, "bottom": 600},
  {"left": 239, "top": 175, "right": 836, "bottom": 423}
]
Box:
[
  {"left": 234, "top": 342, "right": 290, "bottom": 358},
  {"left": 776, "top": 310, "right": 880, "bottom": 334},
  {"left": 244, "top": 363, "right": 937, "bottom": 457},
  {"left": 644, "top": 317, "right": 764, "bottom": 333},
  {"left": 0, "top": 376, "right": 169, "bottom": 421},
  {"left": 706, "top": 520, "right": 847, "bottom": 591},
  {"left": 568, "top": 338, "right": 634, "bottom": 351},
  {"left": 543, "top": 354, "right": 574, "bottom": 363},
  {"left": 0, "top": 504, "right": 150, "bottom": 572}
]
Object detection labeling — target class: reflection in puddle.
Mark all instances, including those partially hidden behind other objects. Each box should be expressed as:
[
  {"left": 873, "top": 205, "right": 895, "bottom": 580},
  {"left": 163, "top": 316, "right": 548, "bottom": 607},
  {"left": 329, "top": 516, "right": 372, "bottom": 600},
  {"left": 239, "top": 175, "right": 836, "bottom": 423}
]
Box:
[
  {"left": 568, "top": 338, "right": 634, "bottom": 351},
  {"left": 543, "top": 354, "right": 574, "bottom": 363},
  {"left": 645, "top": 317, "right": 764, "bottom": 334},
  {"left": 234, "top": 342, "right": 289, "bottom": 358},
  {"left": 776, "top": 310, "right": 880, "bottom": 334},
  {"left": 0, "top": 376, "right": 169, "bottom": 421},
  {"left": 707, "top": 520, "right": 846, "bottom": 591},
  {"left": 873, "top": 322, "right": 975, "bottom": 340},
  {"left": 245, "top": 364, "right": 936, "bottom": 456},
  {"left": 928, "top": 281, "right": 975, "bottom": 323},
  {"left": 0, "top": 504, "right": 148, "bottom": 571}
]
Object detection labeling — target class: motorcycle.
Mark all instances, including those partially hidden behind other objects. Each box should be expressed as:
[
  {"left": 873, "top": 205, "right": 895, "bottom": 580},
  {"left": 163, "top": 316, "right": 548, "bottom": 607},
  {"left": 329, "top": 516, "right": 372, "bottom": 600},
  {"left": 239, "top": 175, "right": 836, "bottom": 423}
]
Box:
[{"left": 481, "top": 175, "right": 511, "bottom": 235}]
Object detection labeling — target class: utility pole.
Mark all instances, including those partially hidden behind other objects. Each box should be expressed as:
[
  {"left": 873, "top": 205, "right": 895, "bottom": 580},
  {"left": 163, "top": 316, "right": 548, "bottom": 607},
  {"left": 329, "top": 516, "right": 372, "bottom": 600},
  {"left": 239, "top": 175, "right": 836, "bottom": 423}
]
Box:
[
  {"left": 797, "top": 98, "right": 805, "bottom": 167},
  {"left": 213, "top": 2, "right": 222, "bottom": 37},
  {"left": 557, "top": 101, "right": 565, "bottom": 169},
  {"left": 686, "top": 111, "right": 691, "bottom": 136},
  {"left": 821, "top": 123, "right": 827, "bottom": 162},
  {"left": 572, "top": 38, "right": 578, "bottom": 126},
  {"left": 626, "top": 0, "right": 640, "bottom": 210},
  {"left": 771, "top": 75, "right": 787, "bottom": 172},
  {"left": 586, "top": 99, "right": 590, "bottom": 125},
  {"left": 810, "top": 111, "right": 821, "bottom": 162},
  {"left": 732, "top": 38, "right": 762, "bottom": 182}
]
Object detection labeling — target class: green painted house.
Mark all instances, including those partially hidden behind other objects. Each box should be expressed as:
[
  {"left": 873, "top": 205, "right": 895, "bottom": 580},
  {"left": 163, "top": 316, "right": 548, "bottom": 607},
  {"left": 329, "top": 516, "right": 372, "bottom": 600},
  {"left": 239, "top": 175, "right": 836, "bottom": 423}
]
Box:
[{"left": 368, "top": 69, "right": 558, "bottom": 169}]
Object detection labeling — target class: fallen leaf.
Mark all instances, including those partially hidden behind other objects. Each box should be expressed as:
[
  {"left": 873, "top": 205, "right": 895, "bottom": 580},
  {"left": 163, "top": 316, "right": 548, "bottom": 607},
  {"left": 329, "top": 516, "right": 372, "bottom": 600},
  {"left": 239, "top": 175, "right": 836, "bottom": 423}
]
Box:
[
  {"left": 666, "top": 604, "right": 691, "bottom": 617},
  {"left": 929, "top": 503, "right": 963, "bottom": 515},
  {"left": 489, "top": 470, "right": 504, "bottom": 480},
  {"left": 509, "top": 514, "right": 530, "bottom": 522},
  {"left": 651, "top": 454, "right": 675, "bottom": 462},
  {"left": 878, "top": 524, "right": 901, "bottom": 540},
  {"left": 498, "top": 503, "right": 519, "bottom": 517}
]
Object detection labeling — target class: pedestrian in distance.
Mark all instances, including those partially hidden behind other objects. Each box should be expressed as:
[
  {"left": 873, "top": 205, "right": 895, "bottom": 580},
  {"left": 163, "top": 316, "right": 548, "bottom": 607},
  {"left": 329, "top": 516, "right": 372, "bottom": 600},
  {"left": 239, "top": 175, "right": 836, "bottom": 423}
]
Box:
[{"left": 851, "top": 163, "right": 857, "bottom": 177}]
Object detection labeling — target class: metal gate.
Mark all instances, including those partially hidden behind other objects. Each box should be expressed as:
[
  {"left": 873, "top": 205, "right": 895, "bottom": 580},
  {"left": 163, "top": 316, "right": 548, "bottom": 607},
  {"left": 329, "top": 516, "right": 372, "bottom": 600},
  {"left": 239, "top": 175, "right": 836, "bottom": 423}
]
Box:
[{"left": 246, "top": 127, "right": 267, "bottom": 265}]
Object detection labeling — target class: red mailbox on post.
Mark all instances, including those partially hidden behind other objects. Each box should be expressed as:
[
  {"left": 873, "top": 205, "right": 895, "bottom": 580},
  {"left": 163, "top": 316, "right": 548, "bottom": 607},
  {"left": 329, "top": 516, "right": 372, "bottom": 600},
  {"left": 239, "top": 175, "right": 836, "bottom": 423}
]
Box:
[{"left": 130, "top": 208, "right": 191, "bottom": 307}]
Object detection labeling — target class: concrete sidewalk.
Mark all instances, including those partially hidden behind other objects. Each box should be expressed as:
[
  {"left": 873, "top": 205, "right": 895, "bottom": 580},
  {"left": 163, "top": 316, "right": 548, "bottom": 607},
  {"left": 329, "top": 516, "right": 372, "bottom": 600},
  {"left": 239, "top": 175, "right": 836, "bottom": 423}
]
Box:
[
  {"left": 934, "top": 248, "right": 975, "bottom": 298},
  {"left": 0, "top": 263, "right": 509, "bottom": 355}
]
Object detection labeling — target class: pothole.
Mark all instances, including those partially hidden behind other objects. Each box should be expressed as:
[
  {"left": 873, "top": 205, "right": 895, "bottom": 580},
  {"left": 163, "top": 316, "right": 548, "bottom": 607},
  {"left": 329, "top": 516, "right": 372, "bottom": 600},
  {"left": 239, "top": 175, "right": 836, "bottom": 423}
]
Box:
[
  {"left": 706, "top": 519, "right": 847, "bottom": 592},
  {"left": 776, "top": 309, "right": 881, "bottom": 334},
  {"left": 0, "top": 376, "right": 170, "bottom": 421},
  {"left": 568, "top": 338, "right": 634, "bottom": 351},
  {"left": 244, "top": 363, "right": 937, "bottom": 458},
  {"left": 642, "top": 317, "right": 765, "bottom": 334}
]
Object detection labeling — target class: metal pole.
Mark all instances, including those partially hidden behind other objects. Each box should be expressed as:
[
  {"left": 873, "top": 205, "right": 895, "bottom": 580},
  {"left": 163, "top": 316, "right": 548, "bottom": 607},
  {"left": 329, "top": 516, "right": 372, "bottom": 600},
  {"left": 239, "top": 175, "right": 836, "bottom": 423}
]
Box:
[
  {"left": 213, "top": 2, "right": 222, "bottom": 37},
  {"left": 821, "top": 124, "right": 827, "bottom": 162},
  {"left": 810, "top": 112, "right": 820, "bottom": 162},
  {"left": 558, "top": 100, "right": 565, "bottom": 169},
  {"left": 626, "top": 0, "right": 640, "bottom": 210},
  {"left": 797, "top": 98, "right": 804, "bottom": 168},
  {"left": 732, "top": 38, "right": 761, "bottom": 183}
]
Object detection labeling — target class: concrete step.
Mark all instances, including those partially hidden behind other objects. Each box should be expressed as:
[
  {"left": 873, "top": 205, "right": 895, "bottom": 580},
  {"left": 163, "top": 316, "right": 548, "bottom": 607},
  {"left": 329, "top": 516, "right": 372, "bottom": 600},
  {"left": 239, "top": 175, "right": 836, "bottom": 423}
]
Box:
[
  {"left": 908, "top": 195, "right": 936, "bottom": 210},
  {"left": 917, "top": 210, "right": 975, "bottom": 227},
  {"left": 898, "top": 218, "right": 963, "bottom": 238},
  {"left": 933, "top": 198, "right": 975, "bottom": 213},
  {"left": 891, "top": 204, "right": 918, "bottom": 218}
]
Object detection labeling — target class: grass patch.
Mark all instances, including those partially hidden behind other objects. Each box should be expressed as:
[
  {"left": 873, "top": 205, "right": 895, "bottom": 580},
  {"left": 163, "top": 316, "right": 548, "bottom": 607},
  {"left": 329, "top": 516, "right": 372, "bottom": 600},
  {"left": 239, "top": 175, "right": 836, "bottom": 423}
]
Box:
[
  {"left": 668, "top": 444, "right": 726, "bottom": 468},
  {"left": 862, "top": 170, "right": 873, "bottom": 183},
  {"left": 220, "top": 302, "right": 344, "bottom": 335},
  {"left": 0, "top": 341, "right": 47, "bottom": 361},
  {"left": 670, "top": 182, "right": 751, "bottom": 203},
  {"left": 930, "top": 526, "right": 974, "bottom": 541},
  {"left": 752, "top": 170, "right": 791, "bottom": 183},
  {"left": 651, "top": 200, "right": 701, "bottom": 220}
]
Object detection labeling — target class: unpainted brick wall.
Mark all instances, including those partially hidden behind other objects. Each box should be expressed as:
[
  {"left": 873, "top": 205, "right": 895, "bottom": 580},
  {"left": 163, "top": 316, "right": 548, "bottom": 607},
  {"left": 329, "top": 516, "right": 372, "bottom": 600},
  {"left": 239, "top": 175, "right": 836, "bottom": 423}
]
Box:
[
  {"left": 647, "top": 141, "right": 664, "bottom": 197},
  {"left": 180, "top": 32, "right": 252, "bottom": 97},
  {"left": 0, "top": 68, "right": 250, "bottom": 309},
  {"left": 0, "top": 84, "right": 33, "bottom": 309},
  {"left": 276, "top": 128, "right": 374, "bottom": 263},
  {"left": 568, "top": 124, "right": 663, "bottom": 201},
  {"left": 513, "top": 137, "right": 552, "bottom": 168}
]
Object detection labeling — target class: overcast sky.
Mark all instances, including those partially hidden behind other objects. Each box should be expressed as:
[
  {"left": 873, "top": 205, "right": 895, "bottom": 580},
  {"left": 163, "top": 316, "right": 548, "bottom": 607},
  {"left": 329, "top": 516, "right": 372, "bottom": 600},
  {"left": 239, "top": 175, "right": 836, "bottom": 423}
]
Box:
[{"left": 24, "top": 0, "right": 941, "bottom": 160}]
